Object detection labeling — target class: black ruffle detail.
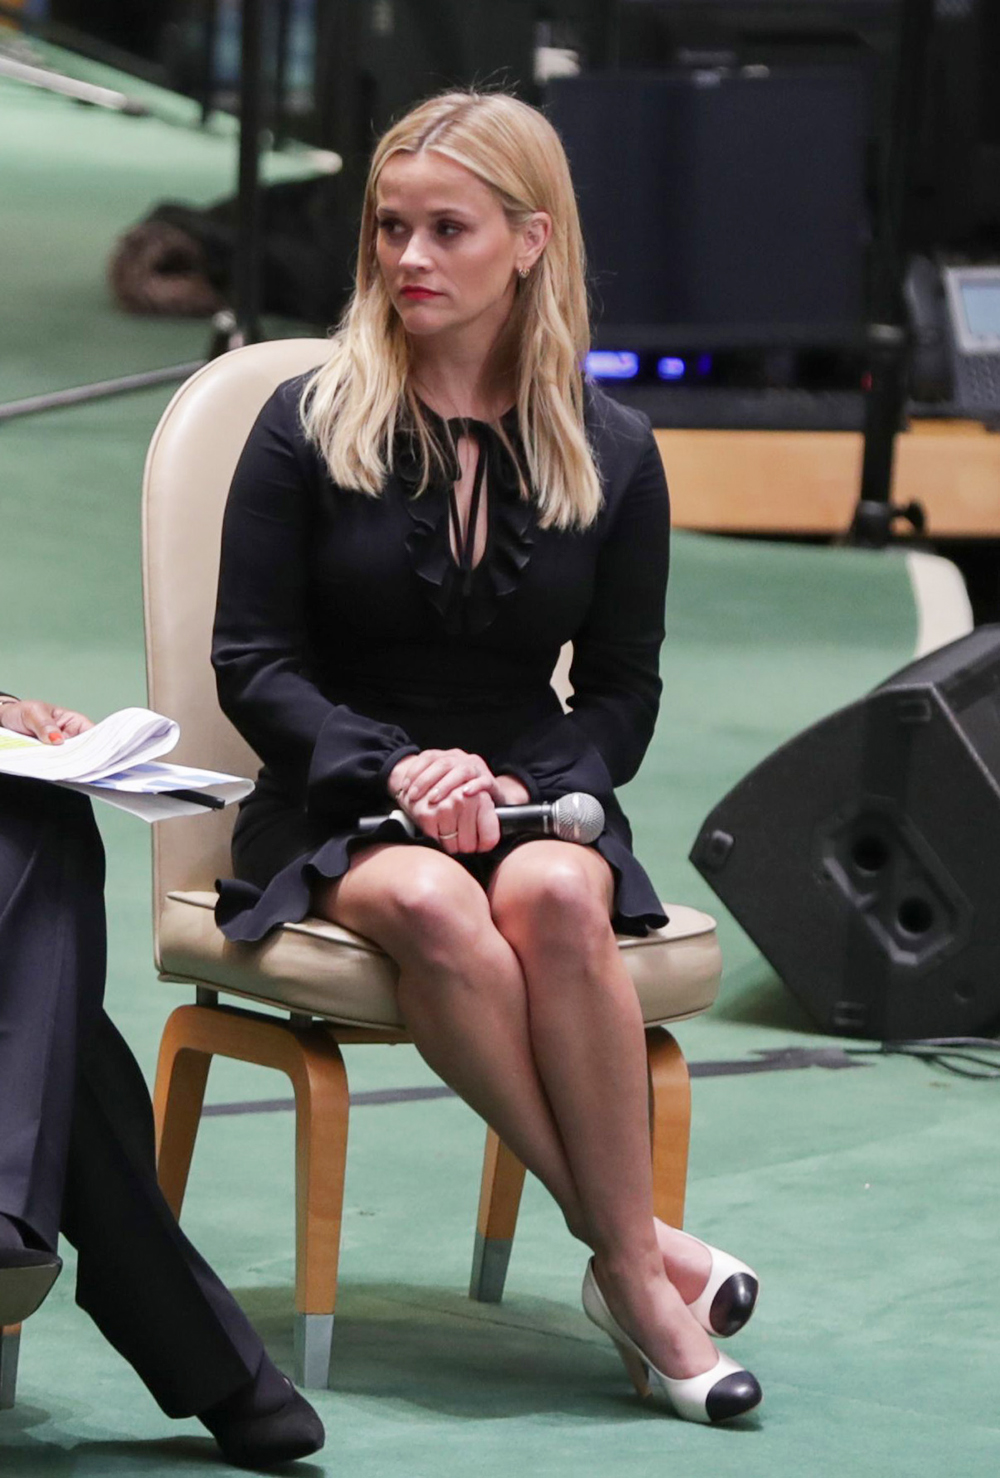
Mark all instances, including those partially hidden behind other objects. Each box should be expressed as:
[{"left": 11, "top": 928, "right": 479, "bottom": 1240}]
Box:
[
  {"left": 396, "top": 414, "right": 535, "bottom": 637},
  {"left": 215, "top": 819, "right": 666, "bottom": 945},
  {"left": 215, "top": 817, "right": 427, "bottom": 943}
]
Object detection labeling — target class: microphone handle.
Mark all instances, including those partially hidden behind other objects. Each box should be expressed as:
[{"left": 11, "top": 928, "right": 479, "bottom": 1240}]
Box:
[
  {"left": 356, "top": 804, "right": 555, "bottom": 839},
  {"left": 494, "top": 803, "right": 555, "bottom": 838},
  {"left": 356, "top": 809, "right": 416, "bottom": 836}
]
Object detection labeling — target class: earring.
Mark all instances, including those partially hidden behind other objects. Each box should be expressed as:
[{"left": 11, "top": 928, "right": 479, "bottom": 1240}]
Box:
[{"left": 518, "top": 266, "right": 530, "bottom": 280}]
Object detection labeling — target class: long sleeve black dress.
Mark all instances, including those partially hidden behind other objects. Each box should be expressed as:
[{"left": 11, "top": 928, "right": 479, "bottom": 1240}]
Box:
[{"left": 212, "top": 376, "right": 671, "bottom": 942}]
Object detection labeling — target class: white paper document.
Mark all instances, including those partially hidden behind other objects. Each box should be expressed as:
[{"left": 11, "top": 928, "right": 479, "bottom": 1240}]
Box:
[{"left": 0, "top": 707, "right": 253, "bottom": 821}]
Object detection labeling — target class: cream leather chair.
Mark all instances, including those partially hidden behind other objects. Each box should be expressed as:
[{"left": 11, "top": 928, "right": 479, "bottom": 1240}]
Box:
[{"left": 143, "top": 338, "right": 722, "bottom": 1390}]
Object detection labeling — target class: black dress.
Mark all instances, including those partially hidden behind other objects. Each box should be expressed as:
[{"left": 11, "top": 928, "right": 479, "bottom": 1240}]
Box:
[{"left": 212, "top": 376, "right": 670, "bottom": 942}]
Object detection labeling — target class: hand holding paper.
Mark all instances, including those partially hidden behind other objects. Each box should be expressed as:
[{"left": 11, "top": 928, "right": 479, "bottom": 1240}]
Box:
[
  {"left": 0, "top": 697, "right": 93, "bottom": 745},
  {"left": 0, "top": 707, "right": 253, "bottom": 820}
]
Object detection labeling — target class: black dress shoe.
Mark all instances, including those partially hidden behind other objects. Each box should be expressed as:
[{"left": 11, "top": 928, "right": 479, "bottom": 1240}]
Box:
[
  {"left": 200, "top": 1356, "right": 325, "bottom": 1469},
  {"left": 0, "top": 1249, "right": 63, "bottom": 1326}
]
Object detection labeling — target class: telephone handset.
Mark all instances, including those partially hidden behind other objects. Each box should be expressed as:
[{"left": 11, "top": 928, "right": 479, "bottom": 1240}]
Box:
[
  {"left": 905, "top": 256, "right": 954, "bottom": 404},
  {"left": 905, "top": 256, "right": 1000, "bottom": 418}
]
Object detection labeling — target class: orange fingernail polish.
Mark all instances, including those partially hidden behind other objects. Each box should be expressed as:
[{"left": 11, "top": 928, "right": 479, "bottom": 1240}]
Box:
[{"left": 48, "top": 730, "right": 64, "bottom": 744}]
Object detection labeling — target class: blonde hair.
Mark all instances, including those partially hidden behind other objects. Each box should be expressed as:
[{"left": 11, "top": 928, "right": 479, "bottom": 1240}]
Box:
[{"left": 300, "top": 90, "right": 601, "bottom": 530}]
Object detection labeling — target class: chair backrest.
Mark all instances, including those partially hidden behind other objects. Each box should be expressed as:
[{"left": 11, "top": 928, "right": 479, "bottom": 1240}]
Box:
[
  {"left": 142, "top": 339, "right": 330, "bottom": 963},
  {"left": 142, "top": 336, "right": 575, "bottom": 967}
]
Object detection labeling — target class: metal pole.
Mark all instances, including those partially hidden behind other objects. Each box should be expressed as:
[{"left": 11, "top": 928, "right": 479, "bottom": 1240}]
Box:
[
  {"left": 0, "top": 2, "right": 170, "bottom": 89},
  {"left": 0, "top": 363, "right": 204, "bottom": 424},
  {"left": 850, "top": 0, "right": 937, "bottom": 546},
  {"left": 233, "top": 0, "right": 267, "bottom": 346},
  {"left": 199, "top": 0, "right": 221, "bottom": 126},
  {"left": 273, "top": 0, "right": 293, "bottom": 149},
  {"left": 0, "top": 54, "right": 149, "bottom": 114}
]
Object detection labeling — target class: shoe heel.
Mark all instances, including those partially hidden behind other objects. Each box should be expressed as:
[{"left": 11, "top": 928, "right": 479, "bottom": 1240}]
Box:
[{"left": 612, "top": 1339, "right": 651, "bottom": 1399}]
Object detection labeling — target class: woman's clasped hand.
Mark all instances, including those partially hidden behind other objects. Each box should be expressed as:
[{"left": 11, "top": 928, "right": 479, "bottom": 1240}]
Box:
[{"left": 388, "top": 749, "right": 530, "bottom": 854}]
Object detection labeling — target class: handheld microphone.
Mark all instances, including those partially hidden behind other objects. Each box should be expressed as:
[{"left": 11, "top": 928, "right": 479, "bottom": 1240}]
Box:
[
  {"left": 357, "top": 791, "right": 605, "bottom": 845},
  {"left": 493, "top": 792, "right": 606, "bottom": 844}
]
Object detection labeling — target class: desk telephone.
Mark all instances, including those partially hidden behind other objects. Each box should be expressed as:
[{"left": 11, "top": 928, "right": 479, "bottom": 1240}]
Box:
[{"left": 906, "top": 257, "right": 1000, "bottom": 420}]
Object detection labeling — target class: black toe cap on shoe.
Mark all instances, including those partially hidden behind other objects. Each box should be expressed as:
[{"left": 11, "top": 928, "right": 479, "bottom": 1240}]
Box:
[
  {"left": 705, "top": 1370, "right": 763, "bottom": 1424},
  {"left": 710, "top": 1272, "right": 759, "bottom": 1337}
]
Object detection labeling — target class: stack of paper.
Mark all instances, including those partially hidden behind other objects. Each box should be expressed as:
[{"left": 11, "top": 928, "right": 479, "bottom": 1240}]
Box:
[{"left": 0, "top": 708, "right": 253, "bottom": 821}]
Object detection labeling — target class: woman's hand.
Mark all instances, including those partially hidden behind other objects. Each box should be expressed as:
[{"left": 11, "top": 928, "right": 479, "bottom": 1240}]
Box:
[
  {"left": 0, "top": 699, "right": 93, "bottom": 745},
  {"left": 390, "top": 748, "right": 494, "bottom": 808},
  {"left": 461, "top": 772, "right": 532, "bottom": 808},
  {"left": 387, "top": 749, "right": 510, "bottom": 854}
]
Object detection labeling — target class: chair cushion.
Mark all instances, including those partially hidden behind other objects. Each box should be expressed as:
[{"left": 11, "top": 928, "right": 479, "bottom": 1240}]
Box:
[{"left": 158, "top": 891, "right": 721, "bottom": 1031}]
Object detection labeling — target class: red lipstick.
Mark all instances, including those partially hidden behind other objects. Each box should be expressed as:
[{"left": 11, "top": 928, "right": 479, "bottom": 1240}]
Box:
[{"left": 400, "top": 286, "right": 441, "bottom": 300}]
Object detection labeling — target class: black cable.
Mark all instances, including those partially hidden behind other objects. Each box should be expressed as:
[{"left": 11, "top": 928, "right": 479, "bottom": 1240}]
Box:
[{"left": 845, "top": 1036, "right": 1000, "bottom": 1080}]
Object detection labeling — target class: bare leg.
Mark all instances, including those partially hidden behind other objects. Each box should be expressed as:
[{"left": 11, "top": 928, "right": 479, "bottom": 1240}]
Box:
[
  {"left": 313, "top": 844, "right": 591, "bottom": 1240},
  {"left": 489, "top": 842, "right": 717, "bottom": 1379},
  {"left": 316, "top": 841, "right": 717, "bottom": 1378}
]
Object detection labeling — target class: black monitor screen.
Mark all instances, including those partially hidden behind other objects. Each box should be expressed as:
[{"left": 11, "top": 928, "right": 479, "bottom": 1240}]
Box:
[{"left": 546, "top": 69, "right": 868, "bottom": 347}]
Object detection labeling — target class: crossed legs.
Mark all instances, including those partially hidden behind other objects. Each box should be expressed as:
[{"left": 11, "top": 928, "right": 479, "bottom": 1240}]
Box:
[{"left": 313, "top": 839, "right": 717, "bottom": 1380}]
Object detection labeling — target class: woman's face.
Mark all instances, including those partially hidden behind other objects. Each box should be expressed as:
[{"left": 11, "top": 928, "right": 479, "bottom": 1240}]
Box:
[{"left": 375, "top": 150, "right": 543, "bottom": 354}]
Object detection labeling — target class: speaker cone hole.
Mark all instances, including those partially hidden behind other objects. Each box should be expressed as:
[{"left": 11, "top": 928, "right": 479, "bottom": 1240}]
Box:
[
  {"left": 897, "top": 897, "right": 934, "bottom": 936},
  {"left": 851, "top": 834, "right": 890, "bottom": 874}
]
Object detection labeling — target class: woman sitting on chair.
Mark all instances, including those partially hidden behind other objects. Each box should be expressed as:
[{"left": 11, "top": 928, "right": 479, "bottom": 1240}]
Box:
[
  {"left": 0, "top": 694, "right": 323, "bottom": 1467},
  {"left": 213, "top": 90, "right": 762, "bottom": 1425}
]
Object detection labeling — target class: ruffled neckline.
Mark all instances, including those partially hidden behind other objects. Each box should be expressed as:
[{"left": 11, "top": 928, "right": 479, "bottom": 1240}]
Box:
[{"left": 395, "top": 406, "right": 535, "bottom": 637}]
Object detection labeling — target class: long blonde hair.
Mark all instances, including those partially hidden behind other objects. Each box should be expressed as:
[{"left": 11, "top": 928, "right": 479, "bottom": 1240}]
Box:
[{"left": 300, "top": 90, "right": 601, "bottom": 531}]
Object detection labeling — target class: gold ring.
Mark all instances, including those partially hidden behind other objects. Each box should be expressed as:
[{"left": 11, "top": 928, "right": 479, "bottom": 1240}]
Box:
[{"left": 439, "top": 829, "right": 459, "bottom": 840}]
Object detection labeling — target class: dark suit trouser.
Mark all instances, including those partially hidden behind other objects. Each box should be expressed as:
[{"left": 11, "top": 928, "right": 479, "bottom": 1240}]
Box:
[{"left": 0, "top": 776, "right": 263, "bottom": 1416}]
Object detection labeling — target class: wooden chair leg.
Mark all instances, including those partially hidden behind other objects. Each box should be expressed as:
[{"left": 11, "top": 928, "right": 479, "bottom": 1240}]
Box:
[
  {"left": 153, "top": 1007, "right": 214, "bottom": 1217},
  {"left": 0, "top": 1325, "right": 20, "bottom": 1411},
  {"left": 646, "top": 1026, "right": 692, "bottom": 1229},
  {"left": 152, "top": 1002, "right": 349, "bottom": 1389},
  {"left": 470, "top": 1128, "right": 526, "bottom": 1303},
  {"left": 291, "top": 1025, "right": 349, "bottom": 1389},
  {"left": 467, "top": 1029, "right": 691, "bottom": 1304}
]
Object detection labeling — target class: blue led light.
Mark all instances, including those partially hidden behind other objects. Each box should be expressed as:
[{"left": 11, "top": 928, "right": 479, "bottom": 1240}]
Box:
[
  {"left": 656, "top": 356, "right": 687, "bottom": 381},
  {"left": 697, "top": 353, "right": 713, "bottom": 377},
  {"left": 586, "top": 351, "right": 640, "bottom": 380}
]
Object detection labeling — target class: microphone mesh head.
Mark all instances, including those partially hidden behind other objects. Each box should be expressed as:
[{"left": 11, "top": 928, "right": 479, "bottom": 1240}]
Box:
[{"left": 551, "top": 792, "right": 605, "bottom": 845}]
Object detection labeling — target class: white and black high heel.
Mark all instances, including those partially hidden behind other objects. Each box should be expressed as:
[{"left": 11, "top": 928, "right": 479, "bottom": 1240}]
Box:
[
  {"left": 680, "top": 1234, "right": 760, "bottom": 1338},
  {"left": 582, "top": 1260, "right": 762, "bottom": 1425}
]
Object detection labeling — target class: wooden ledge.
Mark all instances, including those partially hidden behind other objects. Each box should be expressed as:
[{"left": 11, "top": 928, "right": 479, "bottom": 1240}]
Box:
[{"left": 655, "top": 421, "right": 1000, "bottom": 538}]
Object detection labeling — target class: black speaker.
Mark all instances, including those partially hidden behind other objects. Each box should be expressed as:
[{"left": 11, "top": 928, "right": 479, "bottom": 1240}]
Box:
[{"left": 690, "top": 626, "right": 1000, "bottom": 1040}]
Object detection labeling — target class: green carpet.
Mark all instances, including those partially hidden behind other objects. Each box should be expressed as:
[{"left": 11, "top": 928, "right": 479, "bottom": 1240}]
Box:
[
  {"left": 0, "top": 38, "right": 318, "bottom": 406},
  {"left": 2, "top": 45, "right": 998, "bottom": 1478}
]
